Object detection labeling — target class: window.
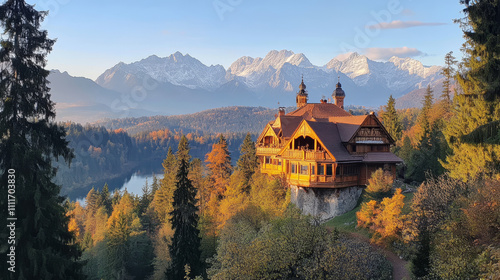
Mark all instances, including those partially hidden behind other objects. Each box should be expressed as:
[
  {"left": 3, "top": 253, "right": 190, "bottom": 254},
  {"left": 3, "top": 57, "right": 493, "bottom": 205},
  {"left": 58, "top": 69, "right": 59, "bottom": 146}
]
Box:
[
  {"left": 265, "top": 156, "right": 271, "bottom": 164},
  {"left": 300, "top": 165, "right": 308, "bottom": 175},
  {"left": 291, "top": 163, "right": 297, "bottom": 173},
  {"left": 336, "top": 164, "right": 341, "bottom": 176},
  {"left": 343, "top": 164, "right": 360, "bottom": 176},
  {"left": 277, "top": 160, "right": 282, "bottom": 166},
  {"left": 326, "top": 164, "right": 333, "bottom": 176},
  {"left": 311, "top": 165, "right": 315, "bottom": 175},
  {"left": 318, "top": 164, "right": 325, "bottom": 175}
]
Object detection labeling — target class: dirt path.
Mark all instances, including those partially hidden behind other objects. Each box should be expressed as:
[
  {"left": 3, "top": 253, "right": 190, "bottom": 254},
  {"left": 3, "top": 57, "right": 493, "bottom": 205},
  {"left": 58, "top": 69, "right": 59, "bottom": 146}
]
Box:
[{"left": 349, "top": 232, "right": 411, "bottom": 280}]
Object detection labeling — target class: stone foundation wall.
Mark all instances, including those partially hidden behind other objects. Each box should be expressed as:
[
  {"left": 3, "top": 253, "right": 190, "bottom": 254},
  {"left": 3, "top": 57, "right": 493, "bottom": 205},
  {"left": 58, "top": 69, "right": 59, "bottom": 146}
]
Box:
[{"left": 290, "top": 185, "right": 363, "bottom": 221}]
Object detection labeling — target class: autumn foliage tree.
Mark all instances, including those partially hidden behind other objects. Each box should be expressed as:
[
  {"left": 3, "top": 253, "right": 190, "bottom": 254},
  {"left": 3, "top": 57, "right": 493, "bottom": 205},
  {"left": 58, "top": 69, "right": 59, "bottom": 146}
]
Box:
[
  {"left": 366, "top": 168, "right": 394, "bottom": 197},
  {"left": 206, "top": 134, "right": 233, "bottom": 197},
  {"left": 357, "top": 188, "right": 405, "bottom": 245}
]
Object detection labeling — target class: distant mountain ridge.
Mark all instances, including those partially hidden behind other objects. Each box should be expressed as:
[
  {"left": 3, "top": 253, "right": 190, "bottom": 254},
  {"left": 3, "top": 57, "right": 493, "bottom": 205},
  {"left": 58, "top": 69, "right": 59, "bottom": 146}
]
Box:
[
  {"left": 49, "top": 50, "right": 444, "bottom": 122},
  {"left": 95, "top": 50, "right": 444, "bottom": 106}
]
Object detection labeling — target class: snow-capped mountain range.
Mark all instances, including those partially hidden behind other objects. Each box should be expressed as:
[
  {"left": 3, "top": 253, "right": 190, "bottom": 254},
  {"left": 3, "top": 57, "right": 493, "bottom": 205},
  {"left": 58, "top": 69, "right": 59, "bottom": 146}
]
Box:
[
  {"left": 97, "top": 49, "right": 442, "bottom": 92},
  {"left": 49, "top": 50, "right": 444, "bottom": 122}
]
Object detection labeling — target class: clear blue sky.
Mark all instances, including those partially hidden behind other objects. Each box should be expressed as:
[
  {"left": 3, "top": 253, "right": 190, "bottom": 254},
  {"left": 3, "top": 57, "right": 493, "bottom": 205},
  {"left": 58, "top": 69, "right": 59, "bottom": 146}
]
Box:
[{"left": 31, "top": 0, "right": 465, "bottom": 80}]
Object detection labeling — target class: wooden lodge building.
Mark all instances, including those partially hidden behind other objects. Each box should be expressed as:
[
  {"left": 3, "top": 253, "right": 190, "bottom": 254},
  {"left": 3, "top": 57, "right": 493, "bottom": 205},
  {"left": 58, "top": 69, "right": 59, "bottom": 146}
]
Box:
[{"left": 256, "top": 79, "right": 403, "bottom": 219}]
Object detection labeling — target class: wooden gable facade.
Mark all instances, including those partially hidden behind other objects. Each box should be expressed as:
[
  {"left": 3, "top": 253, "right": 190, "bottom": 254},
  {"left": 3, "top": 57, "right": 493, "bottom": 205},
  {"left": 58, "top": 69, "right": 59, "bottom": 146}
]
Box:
[{"left": 256, "top": 83, "right": 403, "bottom": 189}]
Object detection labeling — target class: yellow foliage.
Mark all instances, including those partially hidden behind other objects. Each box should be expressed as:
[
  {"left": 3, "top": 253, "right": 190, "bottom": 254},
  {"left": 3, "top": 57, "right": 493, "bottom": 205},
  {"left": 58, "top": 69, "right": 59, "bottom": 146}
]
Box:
[
  {"left": 366, "top": 168, "right": 394, "bottom": 193},
  {"left": 443, "top": 143, "right": 500, "bottom": 182},
  {"left": 217, "top": 171, "right": 249, "bottom": 230},
  {"left": 356, "top": 200, "right": 378, "bottom": 229},
  {"left": 205, "top": 141, "right": 232, "bottom": 197},
  {"left": 249, "top": 172, "right": 289, "bottom": 217},
  {"left": 68, "top": 217, "right": 80, "bottom": 238},
  {"left": 357, "top": 188, "right": 406, "bottom": 245}
]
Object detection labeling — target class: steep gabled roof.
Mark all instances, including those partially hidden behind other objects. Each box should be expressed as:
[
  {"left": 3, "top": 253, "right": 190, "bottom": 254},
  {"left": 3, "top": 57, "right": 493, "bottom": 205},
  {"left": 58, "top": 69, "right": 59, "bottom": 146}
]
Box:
[
  {"left": 344, "top": 114, "right": 396, "bottom": 144},
  {"left": 287, "top": 103, "right": 351, "bottom": 120},
  {"left": 330, "top": 115, "right": 368, "bottom": 142},
  {"left": 306, "top": 121, "right": 360, "bottom": 162},
  {"left": 272, "top": 115, "right": 303, "bottom": 138},
  {"left": 256, "top": 122, "right": 280, "bottom": 143},
  {"left": 279, "top": 120, "right": 360, "bottom": 162}
]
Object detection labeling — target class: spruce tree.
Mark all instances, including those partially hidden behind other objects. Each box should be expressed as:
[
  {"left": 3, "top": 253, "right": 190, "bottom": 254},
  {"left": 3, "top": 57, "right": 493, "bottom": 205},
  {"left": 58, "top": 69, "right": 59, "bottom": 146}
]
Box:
[
  {"left": 166, "top": 158, "right": 202, "bottom": 280},
  {"left": 236, "top": 133, "right": 258, "bottom": 190},
  {"left": 101, "top": 183, "right": 112, "bottom": 214},
  {"left": 457, "top": 0, "right": 500, "bottom": 100},
  {"left": 441, "top": 51, "right": 457, "bottom": 104},
  {"left": 420, "top": 85, "right": 434, "bottom": 140},
  {"left": 152, "top": 147, "right": 177, "bottom": 223},
  {"left": 0, "top": 0, "right": 82, "bottom": 278},
  {"left": 406, "top": 86, "right": 447, "bottom": 181},
  {"left": 177, "top": 135, "right": 191, "bottom": 163},
  {"left": 382, "top": 95, "right": 402, "bottom": 141},
  {"left": 443, "top": 0, "right": 500, "bottom": 180}
]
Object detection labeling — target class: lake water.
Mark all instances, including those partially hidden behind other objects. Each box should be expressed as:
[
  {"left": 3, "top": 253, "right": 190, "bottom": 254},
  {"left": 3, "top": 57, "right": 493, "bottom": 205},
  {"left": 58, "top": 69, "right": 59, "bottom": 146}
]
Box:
[{"left": 74, "top": 163, "right": 164, "bottom": 205}]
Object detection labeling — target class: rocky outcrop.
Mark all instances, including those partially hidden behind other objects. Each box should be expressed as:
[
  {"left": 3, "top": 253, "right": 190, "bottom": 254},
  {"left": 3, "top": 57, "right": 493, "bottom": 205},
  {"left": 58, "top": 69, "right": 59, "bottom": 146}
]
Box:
[{"left": 290, "top": 185, "right": 363, "bottom": 221}]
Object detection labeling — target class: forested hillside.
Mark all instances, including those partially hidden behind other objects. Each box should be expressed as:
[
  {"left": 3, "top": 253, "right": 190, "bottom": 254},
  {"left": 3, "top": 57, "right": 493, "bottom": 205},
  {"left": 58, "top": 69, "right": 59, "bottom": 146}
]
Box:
[
  {"left": 94, "top": 106, "right": 280, "bottom": 135},
  {"left": 55, "top": 122, "right": 254, "bottom": 199},
  {"left": 94, "top": 105, "right": 372, "bottom": 136}
]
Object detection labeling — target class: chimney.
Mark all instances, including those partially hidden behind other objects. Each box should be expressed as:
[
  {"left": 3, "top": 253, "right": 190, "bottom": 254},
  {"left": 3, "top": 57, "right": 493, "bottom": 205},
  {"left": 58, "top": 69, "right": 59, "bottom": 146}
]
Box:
[{"left": 320, "top": 99, "right": 327, "bottom": 104}]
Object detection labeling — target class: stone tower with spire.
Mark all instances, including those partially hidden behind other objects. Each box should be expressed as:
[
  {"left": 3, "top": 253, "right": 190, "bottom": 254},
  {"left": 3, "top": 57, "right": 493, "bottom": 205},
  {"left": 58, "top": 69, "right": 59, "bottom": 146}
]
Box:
[
  {"left": 296, "top": 76, "right": 308, "bottom": 108},
  {"left": 332, "top": 77, "right": 345, "bottom": 109}
]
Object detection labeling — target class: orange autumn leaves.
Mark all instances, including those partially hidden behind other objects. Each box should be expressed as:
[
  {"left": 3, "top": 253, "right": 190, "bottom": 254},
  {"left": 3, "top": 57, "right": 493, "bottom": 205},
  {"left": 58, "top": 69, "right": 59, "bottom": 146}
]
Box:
[
  {"left": 357, "top": 188, "right": 405, "bottom": 245},
  {"left": 357, "top": 168, "right": 406, "bottom": 245}
]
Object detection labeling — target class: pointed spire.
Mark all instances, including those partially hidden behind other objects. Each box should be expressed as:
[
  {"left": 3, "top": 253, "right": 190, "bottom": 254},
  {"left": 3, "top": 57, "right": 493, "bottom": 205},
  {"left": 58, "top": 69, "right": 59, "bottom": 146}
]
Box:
[
  {"left": 296, "top": 76, "right": 308, "bottom": 108},
  {"left": 332, "top": 75, "right": 345, "bottom": 109},
  {"left": 299, "top": 74, "right": 306, "bottom": 90}
]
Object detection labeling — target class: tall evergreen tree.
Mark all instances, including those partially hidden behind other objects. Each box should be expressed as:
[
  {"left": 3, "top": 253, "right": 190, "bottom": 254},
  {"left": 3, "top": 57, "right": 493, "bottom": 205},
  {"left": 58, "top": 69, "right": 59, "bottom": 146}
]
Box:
[
  {"left": 441, "top": 51, "right": 457, "bottom": 104},
  {"left": 177, "top": 135, "right": 191, "bottom": 163},
  {"left": 101, "top": 183, "right": 112, "bottom": 214},
  {"left": 0, "top": 1, "right": 82, "bottom": 278},
  {"left": 457, "top": 0, "right": 500, "bottom": 100},
  {"left": 166, "top": 159, "right": 202, "bottom": 280},
  {"left": 406, "top": 86, "right": 447, "bottom": 181},
  {"left": 420, "top": 85, "right": 434, "bottom": 139},
  {"left": 152, "top": 147, "right": 177, "bottom": 223},
  {"left": 236, "top": 133, "right": 258, "bottom": 190},
  {"left": 382, "top": 95, "right": 402, "bottom": 141},
  {"left": 443, "top": 0, "right": 500, "bottom": 180}
]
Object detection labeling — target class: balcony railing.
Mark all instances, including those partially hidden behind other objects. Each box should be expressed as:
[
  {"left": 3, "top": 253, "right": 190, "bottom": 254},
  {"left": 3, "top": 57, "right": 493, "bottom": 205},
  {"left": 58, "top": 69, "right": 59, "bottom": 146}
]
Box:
[
  {"left": 305, "top": 151, "right": 327, "bottom": 160},
  {"left": 283, "top": 150, "right": 303, "bottom": 159},
  {"left": 282, "top": 150, "right": 329, "bottom": 160},
  {"left": 256, "top": 146, "right": 282, "bottom": 155}
]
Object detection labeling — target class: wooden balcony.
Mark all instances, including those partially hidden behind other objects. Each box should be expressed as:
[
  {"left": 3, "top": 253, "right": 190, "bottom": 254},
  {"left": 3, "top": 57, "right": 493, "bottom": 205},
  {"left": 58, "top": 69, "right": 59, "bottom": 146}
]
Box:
[
  {"left": 256, "top": 146, "right": 282, "bottom": 155},
  {"left": 305, "top": 151, "right": 328, "bottom": 160},
  {"left": 282, "top": 150, "right": 329, "bottom": 160},
  {"left": 283, "top": 150, "right": 303, "bottom": 159}
]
